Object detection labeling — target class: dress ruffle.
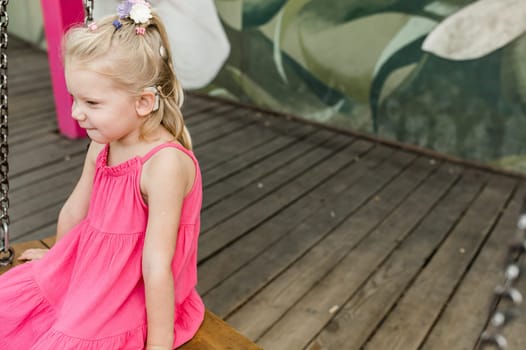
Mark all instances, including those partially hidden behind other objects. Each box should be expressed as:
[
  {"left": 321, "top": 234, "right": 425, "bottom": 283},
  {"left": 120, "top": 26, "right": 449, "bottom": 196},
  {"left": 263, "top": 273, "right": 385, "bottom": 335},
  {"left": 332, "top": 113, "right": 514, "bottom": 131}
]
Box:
[
  {"left": 0, "top": 263, "right": 55, "bottom": 349},
  {"left": 0, "top": 263, "right": 147, "bottom": 350},
  {"left": 30, "top": 325, "right": 147, "bottom": 350}
]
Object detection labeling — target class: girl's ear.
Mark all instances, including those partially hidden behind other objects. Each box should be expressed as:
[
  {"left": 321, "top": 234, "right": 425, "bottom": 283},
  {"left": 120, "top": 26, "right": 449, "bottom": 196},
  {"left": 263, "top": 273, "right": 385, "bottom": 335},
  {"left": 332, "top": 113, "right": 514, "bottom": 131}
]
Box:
[{"left": 135, "top": 89, "right": 157, "bottom": 117}]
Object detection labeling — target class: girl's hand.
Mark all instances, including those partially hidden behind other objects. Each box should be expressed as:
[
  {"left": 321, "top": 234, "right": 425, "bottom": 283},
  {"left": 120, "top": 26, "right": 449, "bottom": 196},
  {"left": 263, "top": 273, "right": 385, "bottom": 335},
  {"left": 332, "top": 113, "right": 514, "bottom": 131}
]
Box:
[
  {"left": 145, "top": 346, "right": 172, "bottom": 350},
  {"left": 18, "top": 248, "right": 49, "bottom": 261}
]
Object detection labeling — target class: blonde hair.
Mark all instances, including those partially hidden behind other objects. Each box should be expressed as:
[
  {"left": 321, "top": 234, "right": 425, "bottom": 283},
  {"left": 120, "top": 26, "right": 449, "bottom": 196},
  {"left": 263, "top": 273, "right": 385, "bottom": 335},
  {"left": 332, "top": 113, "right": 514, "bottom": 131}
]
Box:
[{"left": 63, "top": 13, "right": 192, "bottom": 150}]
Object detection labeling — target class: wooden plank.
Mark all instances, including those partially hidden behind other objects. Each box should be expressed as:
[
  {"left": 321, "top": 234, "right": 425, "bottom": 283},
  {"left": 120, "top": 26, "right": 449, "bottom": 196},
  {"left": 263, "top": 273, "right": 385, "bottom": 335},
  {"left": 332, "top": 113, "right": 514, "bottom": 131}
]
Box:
[
  {"left": 200, "top": 130, "right": 343, "bottom": 232},
  {"left": 199, "top": 123, "right": 279, "bottom": 170},
  {"left": 182, "top": 97, "right": 226, "bottom": 119},
  {"left": 10, "top": 141, "right": 88, "bottom": 177},
  {"left": 10, "top": 75, "right": 52, "bottom": 91},
  {"left": 186, "top": 104, "right": 238, "bottom": 126},
  {"left": 9, "top": 169, "right": 78, "bottom": 222},
  {"left": 10, "top": 81, "right": 53, "bottom": 99},
  {"left": 10, "top": 132, "right": 70, "bottom": 155},
  {"left": 16, "top": 222, "right": 59, "bottom": 243},
  {"left": 203, "top": 149, "right": 416, "bottom": 320},
  {"left": 9, "top": 101, "right": 55, "bottom": 124},
  {"left": 9, "top": 106, "right": 56, "bottom": 127},
  {"left": 41, "top": 236, "right": 56, "bottom": 248},
  {"left": 202, "top": 128, "right": 332, "bottom": 209},
  {"left": 8, "top": 36, "right": 31, "bottom": 49},
  {"left": 226, "top": 155, "right": 440, "bottom": 340},
  {"left": 196, "top": 123, "right": 274, "bottom": 170},
  {"left": 186, "top": 104, "right": 241, "bottom": 130},
  {"left": 203, "top": 123, "right": 316, "bottom": 188},
  {"left": 420, "top": 182, "right": 525, "bottom": 349},
  {"left": 10, "top": 90, "right": 53, "bottom": 109},
  {"left": 11, "top": 164, "right": 81, "bottom": 202},
  {"left": 9, "top": 114, "right": 57, "bottom": 139},
  {"left": 180, "top": 310, "right": 262, "bottom": 350},
  {"left": 200, "top": 112, "right": 319, "bottom": 177},
  {"left": 198, "top": 139, "right": 377, "bottom": 295},
  {"left": 11, "top": 202, "right": 63, "bottom": 242},
  {"left": 356, "top": 175, "right": 517, "bottom": 350},
  {"left": 188, "top": 104, "right": 252, "bottom": 128},
  {"left": 10, "top": 152, "right": 85, "bottom": 192},
  {"left": 312, "top": 169, "right": 486, "bottom": 349},
  {"left": 256, "top": 159, "right": 460, "bottom": 350},
  {"left": 10, "top": 128, "right": 61, "bottom": 149},
  {"left": 9, "top": 70, "right": 52, "bottom": 91},
  {"left": 185, "top": 94, "right": 222, "bottom": 109},
  {"left": 198, "top": 133, "right": 353, "bottom": 261}
]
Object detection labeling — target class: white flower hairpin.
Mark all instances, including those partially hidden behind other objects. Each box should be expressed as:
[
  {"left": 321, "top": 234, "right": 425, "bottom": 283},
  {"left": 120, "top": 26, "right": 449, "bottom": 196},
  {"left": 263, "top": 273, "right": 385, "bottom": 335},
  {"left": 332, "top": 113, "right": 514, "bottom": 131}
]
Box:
[{"left": 114, "top": 0, "right": 153, "bottom": 34}]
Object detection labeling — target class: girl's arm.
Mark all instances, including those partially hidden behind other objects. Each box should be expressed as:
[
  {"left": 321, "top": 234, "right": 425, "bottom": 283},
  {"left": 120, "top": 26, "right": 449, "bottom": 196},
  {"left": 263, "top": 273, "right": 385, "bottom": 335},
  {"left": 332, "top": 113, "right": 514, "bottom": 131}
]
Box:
[
  {"left": 141, "top": 148, "right": 194, "bottom": 349},
  {"left": 55, "top": 141, "right": 101, "bottom": 240},
  {"left": 19, "top": 141, "right": 101, "bottom": 260}
]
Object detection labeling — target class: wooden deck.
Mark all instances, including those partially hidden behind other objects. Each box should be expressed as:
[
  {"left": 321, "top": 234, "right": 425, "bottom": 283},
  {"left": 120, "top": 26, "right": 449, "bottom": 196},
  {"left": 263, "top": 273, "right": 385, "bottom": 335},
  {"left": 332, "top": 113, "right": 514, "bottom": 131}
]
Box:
[{"left": 7, "top": 37, "right": 526, "bottom": 349}]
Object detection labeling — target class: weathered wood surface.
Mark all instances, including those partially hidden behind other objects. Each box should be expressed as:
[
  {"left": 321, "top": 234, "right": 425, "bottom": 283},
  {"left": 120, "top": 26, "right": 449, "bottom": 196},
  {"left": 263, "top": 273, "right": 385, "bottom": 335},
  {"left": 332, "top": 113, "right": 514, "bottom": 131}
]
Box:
[{"left": 7, "top": 36, "right": 526, "bottom": 349}]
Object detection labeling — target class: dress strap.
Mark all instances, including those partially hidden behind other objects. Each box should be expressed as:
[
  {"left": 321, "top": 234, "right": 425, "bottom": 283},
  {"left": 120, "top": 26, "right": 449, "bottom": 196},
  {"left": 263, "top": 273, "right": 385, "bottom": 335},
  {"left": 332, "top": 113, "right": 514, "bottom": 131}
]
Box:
[
  {"left": 96, "top": 144, "right": 110, "bottom": 167},
  {"left": 140, "top": 142, "right": 196, "bottom": 165}
]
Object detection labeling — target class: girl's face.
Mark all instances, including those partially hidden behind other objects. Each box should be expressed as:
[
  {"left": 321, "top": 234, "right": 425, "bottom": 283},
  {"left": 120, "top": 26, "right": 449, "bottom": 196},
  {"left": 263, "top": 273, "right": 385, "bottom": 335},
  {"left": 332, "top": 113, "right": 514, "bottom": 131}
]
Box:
[{"left": 65, "top": 63, "right": 143, "bottom": 145}]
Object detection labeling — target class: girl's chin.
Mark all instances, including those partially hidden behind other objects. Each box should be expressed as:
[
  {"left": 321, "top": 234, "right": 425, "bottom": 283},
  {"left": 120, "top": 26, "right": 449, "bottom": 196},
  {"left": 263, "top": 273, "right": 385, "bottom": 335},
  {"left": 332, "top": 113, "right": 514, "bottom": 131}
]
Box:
[{"left": 85, "top": 130, "right": 109, "bottom": 143}]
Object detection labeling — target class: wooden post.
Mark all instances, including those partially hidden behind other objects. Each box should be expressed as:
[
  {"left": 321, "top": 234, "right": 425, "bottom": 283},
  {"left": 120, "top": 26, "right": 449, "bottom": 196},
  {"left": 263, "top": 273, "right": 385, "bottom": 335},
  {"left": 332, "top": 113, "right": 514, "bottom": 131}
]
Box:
[{"left": 40, "top": 0, "right": 86, "bottom": 139}]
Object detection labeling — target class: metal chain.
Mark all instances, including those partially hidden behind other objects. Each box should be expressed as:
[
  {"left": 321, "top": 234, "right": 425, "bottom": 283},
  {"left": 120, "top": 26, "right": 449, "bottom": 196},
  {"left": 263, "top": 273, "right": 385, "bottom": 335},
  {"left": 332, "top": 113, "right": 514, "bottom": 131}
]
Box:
[
  {"left": 477, "top": 199, "right": 526, "bottom": 349},
  {"left": 0, "top": 0, "right": 12, "bottom": 266},
  {"left": 84, "top": 0, "right": 94, "bottom": 25}
]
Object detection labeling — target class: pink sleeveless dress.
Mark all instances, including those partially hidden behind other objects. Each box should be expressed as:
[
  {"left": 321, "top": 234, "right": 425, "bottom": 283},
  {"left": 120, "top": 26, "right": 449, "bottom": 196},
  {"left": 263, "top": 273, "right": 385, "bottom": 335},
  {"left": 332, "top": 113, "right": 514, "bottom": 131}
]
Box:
[{"left": 0, "top": 142, "right": 205, "bottom": 349}]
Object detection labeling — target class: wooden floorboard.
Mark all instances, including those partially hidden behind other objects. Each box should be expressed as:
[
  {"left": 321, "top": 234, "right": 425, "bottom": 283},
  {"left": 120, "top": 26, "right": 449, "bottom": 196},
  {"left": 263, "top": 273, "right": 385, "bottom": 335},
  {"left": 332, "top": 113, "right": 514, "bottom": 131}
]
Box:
[
  {"left": 226, "top": 146, "right": 425, "bottom": 339},
  {"left": 420, "top": 182, "right": 524, "bottom": 349},
  {"left": 6, "top": 36, "right": 526, "bottom": 349}
]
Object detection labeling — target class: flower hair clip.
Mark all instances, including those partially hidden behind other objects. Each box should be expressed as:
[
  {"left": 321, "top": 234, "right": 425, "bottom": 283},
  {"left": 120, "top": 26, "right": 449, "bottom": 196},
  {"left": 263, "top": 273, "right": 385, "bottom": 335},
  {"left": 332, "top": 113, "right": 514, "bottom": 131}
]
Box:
[
  {"left": 117, "top": 0, "right": 153, "bottom": 31},
  {"left": 112, "top": 20, "right": 123, "bottom": 30}
]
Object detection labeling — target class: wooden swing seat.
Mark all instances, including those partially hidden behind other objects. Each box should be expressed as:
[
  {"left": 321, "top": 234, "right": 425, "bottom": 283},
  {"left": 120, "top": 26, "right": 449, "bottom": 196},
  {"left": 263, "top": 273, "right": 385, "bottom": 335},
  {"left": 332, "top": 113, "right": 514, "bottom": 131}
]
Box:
[{"left": 0, "top": 238, "right": 261, "bottom": 350}]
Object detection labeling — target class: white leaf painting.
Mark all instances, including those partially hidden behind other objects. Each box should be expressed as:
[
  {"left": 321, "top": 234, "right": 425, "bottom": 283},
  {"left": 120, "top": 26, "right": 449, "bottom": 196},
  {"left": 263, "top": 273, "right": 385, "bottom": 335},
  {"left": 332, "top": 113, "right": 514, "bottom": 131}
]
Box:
[{"left": 422, "top": 0, "right": 526, "bottom": 60}]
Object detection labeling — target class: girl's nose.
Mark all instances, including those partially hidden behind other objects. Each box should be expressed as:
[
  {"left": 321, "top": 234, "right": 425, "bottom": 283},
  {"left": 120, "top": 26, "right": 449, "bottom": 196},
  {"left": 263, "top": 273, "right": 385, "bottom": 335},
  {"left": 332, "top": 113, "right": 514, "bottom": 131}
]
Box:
[{"left": 71, "top": 101, "right": 85, "bottom": 121}]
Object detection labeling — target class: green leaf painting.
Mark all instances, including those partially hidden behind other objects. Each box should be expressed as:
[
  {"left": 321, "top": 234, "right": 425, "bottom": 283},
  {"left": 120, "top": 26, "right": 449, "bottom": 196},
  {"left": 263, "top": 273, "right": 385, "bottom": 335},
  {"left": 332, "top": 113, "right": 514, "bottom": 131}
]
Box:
[
  {"left": 242, "top": 0, "right": 288, "bottom": 27},
  {"left": 209, "top": 0, "right": 526, "bottom": 172}
]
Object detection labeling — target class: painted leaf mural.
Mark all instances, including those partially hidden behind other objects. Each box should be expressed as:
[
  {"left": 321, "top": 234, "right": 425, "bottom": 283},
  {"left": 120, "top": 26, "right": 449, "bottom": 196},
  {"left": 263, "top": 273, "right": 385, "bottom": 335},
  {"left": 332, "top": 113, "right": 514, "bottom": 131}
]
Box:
[
  {"left": 242, "top": 0, "right": 288, "bottom": 27},
  {"left": 213, "top": 26, "right": 355, "bottom": 123},
  {"left": 208, "top": 0, "right": 526, "bottom": 172},
  {"left": 370, "top": 16, "right": 438, "bottom": 132},
  {"left": 502, "top": 35, "right": 526, "bottom": 109},
  {"left": 422, "top": 0, "right": 526, "bottom": 60}
]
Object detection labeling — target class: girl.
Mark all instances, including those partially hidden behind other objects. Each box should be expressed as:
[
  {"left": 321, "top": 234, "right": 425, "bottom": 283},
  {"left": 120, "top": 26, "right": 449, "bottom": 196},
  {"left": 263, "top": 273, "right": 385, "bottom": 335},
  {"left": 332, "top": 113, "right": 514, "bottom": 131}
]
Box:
[{"left": 0, "top": 1, "right": 204, "bottom": 349}]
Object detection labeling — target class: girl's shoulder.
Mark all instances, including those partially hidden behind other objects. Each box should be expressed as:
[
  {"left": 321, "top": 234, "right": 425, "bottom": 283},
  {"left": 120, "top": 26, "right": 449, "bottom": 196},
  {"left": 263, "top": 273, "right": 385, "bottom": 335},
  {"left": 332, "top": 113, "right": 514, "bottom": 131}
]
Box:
[{"left": 141, "top": 141, "right": 197, "bottom": 198}]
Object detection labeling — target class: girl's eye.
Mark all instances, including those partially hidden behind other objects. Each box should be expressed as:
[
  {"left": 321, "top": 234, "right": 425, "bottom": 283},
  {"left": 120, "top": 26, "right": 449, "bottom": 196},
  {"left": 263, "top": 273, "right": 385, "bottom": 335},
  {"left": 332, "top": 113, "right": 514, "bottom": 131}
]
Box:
[{"left": 86, "top": 101, "right": 98, "bottom": 106}]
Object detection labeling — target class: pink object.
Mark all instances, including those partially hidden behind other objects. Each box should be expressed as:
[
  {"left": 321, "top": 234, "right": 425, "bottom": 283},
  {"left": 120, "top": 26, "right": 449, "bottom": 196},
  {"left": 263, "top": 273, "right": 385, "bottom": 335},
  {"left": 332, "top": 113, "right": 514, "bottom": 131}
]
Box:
[
  {"left": 136, "top": 27, "right": 146, "bottom": 35},
  {"left": 0, "top": 143, "right": 205, "bottom": 349},
  {"left": 41, "top": 0, "right": 86, "bottom": 138}
]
